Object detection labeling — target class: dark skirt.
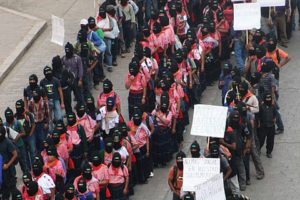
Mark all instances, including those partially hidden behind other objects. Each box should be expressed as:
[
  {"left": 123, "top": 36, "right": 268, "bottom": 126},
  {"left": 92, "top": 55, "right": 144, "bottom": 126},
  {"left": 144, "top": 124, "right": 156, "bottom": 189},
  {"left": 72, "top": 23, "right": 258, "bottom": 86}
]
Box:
[
  {"left": 128, "top": 92, "right": 143, "bottom": 119},
  {"left": 108, "top": 183, "right": 128, "bottom": 200},
  {"left": 151, "top": 127, "right": 172, "bottom": 165}
]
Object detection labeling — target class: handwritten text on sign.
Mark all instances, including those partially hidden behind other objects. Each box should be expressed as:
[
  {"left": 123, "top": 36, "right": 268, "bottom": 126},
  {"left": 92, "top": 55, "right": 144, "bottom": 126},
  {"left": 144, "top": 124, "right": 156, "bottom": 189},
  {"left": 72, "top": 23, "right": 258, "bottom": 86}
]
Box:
[
  {"left": 182, "top": 158, "right": 220, "bottom": 191},
  {"left": 191, "top": 104, "right": 228, "bottom": 138},
  {"left": 233, "top": 3, "right": 261, "bottom": 31},
  {"left": 195, "top": 173, "right": 226, "bottom": 200}
]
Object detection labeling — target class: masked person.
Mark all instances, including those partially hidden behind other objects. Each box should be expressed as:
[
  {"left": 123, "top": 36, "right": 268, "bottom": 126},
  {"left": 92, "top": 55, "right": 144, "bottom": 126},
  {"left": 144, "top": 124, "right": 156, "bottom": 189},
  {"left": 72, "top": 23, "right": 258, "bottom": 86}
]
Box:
[
  {"left": 85, "top": 95, "right": 97, "bottom": 120},
  {"left": 62, "top": 42, "right": 84, "bottom": 105},
  {"left": 12, "top": 189, "right": 23, "bottom": 200},
  {"left": 0, "top": 126, "right": 18, "bottom": 200},
  {"left": 190, "top": 140, "right": 201, "bottom": 158},
  {"left": 125, "top": 61, "right": 147, "bottom": 119},
  {"left": 74, "top": 162, "right": 100, "bottom": 200},
  {"left": 24, "top": 74, "right": 47, "bottom": 111},
  {"left": 51, "top": 130, "right": 69, "bottom": 166},
  {"left": 112, "top": 131, "right": 131, "bottom": 168},
  {"left": 168, "top": 151, "right": 186, "bottom": 200},
  {"left": 21, "top": 172, "right": 33, "bottom": 195},
  {"left": 218, "top": 62, "right": 233, "bottom": 105},
  {"left": 62, "top": 184, "right": 76, "bottom": 200},
  {"left": 40, "top": 66, "right": 64, "bottom": 125},
  {"left": 15, "top": 99, "right": 36, "bottom": 169},
  {"left": 104, "top": 138, "right": 114, "bottom": 165},
  {"left": 175, "top": 1, "right": 189, "bottom": 42},
  {"left": 96, "top": 79, "right": 121, "bottom": 113},
  {"left": 4, "top": 107, "right": 28, "bottom": 173},
  {"left": 28, "top": 88, "right": 49, "bottom": 152},
  {"left": 75, "top": 177, "right": 95, "bottom": 200},
  {"left": 107, "top": 152, "right": 130, "bottom": 200},
  {"left": 22, "top": 180, "right": 44, "bottom": 200}
]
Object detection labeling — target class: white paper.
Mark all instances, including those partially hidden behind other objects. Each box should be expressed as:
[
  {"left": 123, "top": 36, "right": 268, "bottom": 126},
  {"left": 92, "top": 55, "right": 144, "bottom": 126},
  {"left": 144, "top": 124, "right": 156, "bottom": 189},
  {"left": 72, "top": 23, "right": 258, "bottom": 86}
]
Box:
[
  {"left": 233, "top": 3, "right": 261, "bottom": 31},
  {"left": 258, "top": 0, "right": 285, "bottom": 7},
  {"left": 182, "top": 158, "right": 220, "bottom": 191},
  {"left": 7, "top": 127, "right": 19, "bottom": 140},
  {"left": 195, "top": 173, "right": 226, "bottom": 200},
  {"left": 190, "top": 104, "right": 228, "bottom": 138},
  {"left": 51, "top": 15, "right": 65, "bottom": 46}
]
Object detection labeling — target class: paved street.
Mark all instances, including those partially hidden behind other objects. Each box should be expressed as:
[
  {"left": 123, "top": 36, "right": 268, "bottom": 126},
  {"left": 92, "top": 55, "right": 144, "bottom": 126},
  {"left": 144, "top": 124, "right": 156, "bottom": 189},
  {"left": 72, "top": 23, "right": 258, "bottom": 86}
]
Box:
[{"left": 0, "top": 1, "right": 299, "bottom": 199}]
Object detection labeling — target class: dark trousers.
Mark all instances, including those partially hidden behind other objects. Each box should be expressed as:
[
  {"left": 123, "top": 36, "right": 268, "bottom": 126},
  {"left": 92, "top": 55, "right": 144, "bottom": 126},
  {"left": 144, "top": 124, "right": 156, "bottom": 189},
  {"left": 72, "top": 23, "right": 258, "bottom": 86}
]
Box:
[
  {"left": 0, "top": 167, "right": 17, "bottom": 200},
  {"left": 259, "top": 126, "right": 275, "bottom": 154},
  {"left": 93, "top": 53, "right": 105, "bottom": 85},
  {"left": 122, "top": 20, "right": 132, "bottom": 50},
  {"left": 62, "top": 87, "right": 72, "bottom": 114},
  {"left": 112, "top": 38, "right": 118, "bottom": 62}
]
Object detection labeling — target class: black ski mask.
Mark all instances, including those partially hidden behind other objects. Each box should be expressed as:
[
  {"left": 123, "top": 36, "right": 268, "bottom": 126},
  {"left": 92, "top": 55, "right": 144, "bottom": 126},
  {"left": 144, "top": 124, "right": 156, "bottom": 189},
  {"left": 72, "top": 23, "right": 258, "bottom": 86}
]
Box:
[
  {"left": 65, "top": 42, "right": 74, "bottom": 58},
  {"left": 27, "top": 181, "right": 38, "bottom": 196},
  {"left": 67, "top": 112, "right": 77, "bottom": 126},
  {"left": 129, "top": 61, "right": 139, "bottom": 76},
  {"left": 112, "top": 152, "right": 122, "bottom": 168},
  {"left": 43, "top": 66, "right": 53, "bottom": 81},
  {"left": 103, "top": 79, "right": 113, "bottom": 94}
]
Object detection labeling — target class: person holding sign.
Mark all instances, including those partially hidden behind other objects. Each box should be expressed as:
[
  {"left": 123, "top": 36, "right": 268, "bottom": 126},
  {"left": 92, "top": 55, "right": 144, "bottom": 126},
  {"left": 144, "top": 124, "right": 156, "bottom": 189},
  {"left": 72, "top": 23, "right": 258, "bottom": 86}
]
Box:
[{"left": 168, "top": 151, "right": 186, "bottom": 200}]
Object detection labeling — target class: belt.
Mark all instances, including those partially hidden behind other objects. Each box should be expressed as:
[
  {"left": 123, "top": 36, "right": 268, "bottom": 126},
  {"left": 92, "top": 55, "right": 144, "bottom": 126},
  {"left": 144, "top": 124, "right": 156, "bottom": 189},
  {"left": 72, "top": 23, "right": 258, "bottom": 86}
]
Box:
[{"left": 129, "top": 90, "right": 143, "bottom": 94}]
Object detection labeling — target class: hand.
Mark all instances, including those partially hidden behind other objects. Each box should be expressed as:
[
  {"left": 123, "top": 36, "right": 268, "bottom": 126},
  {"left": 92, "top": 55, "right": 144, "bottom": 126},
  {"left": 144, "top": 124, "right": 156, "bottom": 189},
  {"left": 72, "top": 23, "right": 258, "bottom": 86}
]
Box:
[
  {"left": 219, "top": 80, "right": 224, "bottom": 86},
  {"left": 60, "top": 103, "right": 65, "bottom": 109},
  {"left": 201, "top": 67, "right": 204, "bottom": 73},
  {"left": 123, "top": 188, "right": 128, "bottom": 195},
  {"left": 189, "top": 82, "right": 193, "bottom": 89},
  {"left": 78, "top": 80, "right": 83, "bottom": 87},
  {"left": 142, "top": 97, "right": 146, "bottom": 104},
  {"left": 146, "top": 152, "right": 150, "bottom": 158},
  {"left": 44, "top": 123, "right": 49, "bottom": 130},
  {"left": 3, "top": 163, "right": 9, "bottom": 170},
  {"left": 130, "top": 75, "right": 135, "bottom": 80},
  {"left": 172, "top": 128, "right": 176, "bottom": 134}
]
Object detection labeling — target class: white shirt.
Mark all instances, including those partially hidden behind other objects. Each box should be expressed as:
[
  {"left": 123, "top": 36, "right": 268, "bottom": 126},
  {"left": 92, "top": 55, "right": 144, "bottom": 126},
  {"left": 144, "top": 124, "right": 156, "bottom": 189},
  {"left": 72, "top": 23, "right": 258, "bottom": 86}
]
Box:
[
  {"left": 35, "top": 173, "right": 55, "bottom": 194},
  {"left": 96, "top": 106, "right": 119, "bottom": 134}
]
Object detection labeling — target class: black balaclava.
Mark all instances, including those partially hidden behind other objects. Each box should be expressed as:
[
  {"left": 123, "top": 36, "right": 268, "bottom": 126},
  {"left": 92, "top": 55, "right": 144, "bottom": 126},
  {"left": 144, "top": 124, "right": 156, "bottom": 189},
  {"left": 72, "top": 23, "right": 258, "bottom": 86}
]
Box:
[
  {"left": 0, "top": 126, "right": 6, "bottom": 143},
  {"left": 29, "top": 74, "right": 38, "bottom": 90},
  {"left": 32, "top": 161, "right": 43, "bottom": 177},
  {"left": 250, "top": 72, "right": 261, "bottom": 86},
  {"left": 32, "top": 88, "right": 41, "bottom": 103},
  {"left": 176, "top": 1, "right": 182, "bottom": 13},
  {"left": 160, "top": 97, "right": 169, "bottom": 113},
  {"left": 143, "top": 47, "right": 152, "bottom": 58},
  {"left": 106, "top": 97, "right": 115, "bottom": 111},
  {"left": 217, "top": 10, "right": 223, "bottom": 22},
  {"left": 113, "top": 131, "right": 122, "bottom": 150},
  {"left": 223, "top": 62, "right": 232, "bottom": 75},
  {"left": 236, "top": 101, "right": 247, "bottom": 118},
  {"left": 261, "top": 59, "right": 274, "bottom": 73},
  {"left": 15, "top": 99, "right": 25, "bottom": 116},
  {"left": 151, "top": 10, "right": 159, "bottom": 20},
  {"left": 253, "top": 30, "right": 264, "bottom": 44},
  {"left": 99, "top": 7, "right": 106, "bottom": 19},
  {"left": 153, "top": 22, "right": 162, "bottom": 34},
  {"left": 170, "top": 60, "right": 179, "bottom": 74},
  {"left": 169, "top": 2, "right": 177, "bottom": 17},
  {"left": 266, "top": 36, "right": 277, "bottom": 52},
  {"left": 226, "top": 90, "right": 236, "bottom": 105},
  {"left": 27, "top": 181, "right": 39, "bottom": 196},
  {"left": 143, "top": 25, "right": 151, "bottom": 37},
  {"left": 105, "top": 138, "right": 113, "bottom": 153},
  {"left": 78, "top": 28, "right": 88, "bottom": 43},
  {"left": 160, "top": 79, "right": 170, "bottom": 92},
  {"left": 5, "top": 107, "right": 14, "bottom": 124},
  {"left": 55, "top": 120, "right": 66, "bottom": 135},
  {"left": 65, "top": 42, "right": 74, "bottom": 58},
  {"left": 264, "top": 93, "right": 272, "bottom": 106},
  {"left": 176, "top": 151, "right": 186, "bottom": 170},
  {"left": 67, "top": 112, "right": 77, "bottom": 126},
  {"left": 134, "top": 44, "right": 144, "bottom": 60},
  {"left": 103, "top": 79, "right": 113, "bottom": 94},
  {"left": 65, "top": 184, "right": 75, "bottom": 200},
  {"left": 201, "top": 25, "right": 210, "bottom": 37},
  {"left": 47, "top": 146, "right": 59, "bottom": 158},
  {"left": 238, "top": 81, "right": 248, "bottom": 97},
  {"left": 129, "top": 61, "right": 139, "bottom": 76},
  {"left": 12, "top": 189, "right": 23, "bottom": 200},
  {"left": 112, "top": 152, "right": 122, "bottom": 168},
  {"left": 186, "top": 29, "right": 196, "bottom": 43},
  {"left": 190, "top": 141, "right": 201, "bottom": 158},
  {"left": 230, "top": 110, "right": 240, "bottom": 129},
  {"left": 184, "top": 193, "right": 195, "bottom": 200},
  {"left": 85, "top": 95, "right": 95, "bottom": 112},
  {"left": 119, "top": 122, "right": 129, "bottom": 138},
  {"left": 160, "top": 15, "right": 169, "bottom": 27},
  {"left": 52, "top": 55, "right": 63, "bottom": 75},
  {"left": 175, "top": 49, "right": 184, "bottom": 63},
  {"left": 77, "top": 178, "right": 87, "bottom": 194},
  {"left": 76, "top": 103, "right": 86, "bottom": 118},
  {"left": 255, "top": 44, "right": 266, "bottom": 59},
  {"left": 132, "top": 110, "right": 142, "bottom": 126},
  {"left": 82, "top": 163, "right": 92, "bottom": 180},
  {"left": 88, "top": 16, "right": 97, "bottom": 29},
  {"left": 43, "top": 66, "right": 53, "bottom": 81},
  {"left": 208, "top": 21, "right": 216, "bottom": 33},
  {"left": 211, "top": 0, "right": 219, "bottom": 11},
  {"left": 52, "top": 130, "right": 61, "bottom": 145},
  {"left": 22, "top": 172, "right": 32, "bottom": 187},
  {"left": 92, "top": 153, "right": 102, "bottom": 167},
  {"left": 210, "top": 143, "right": 220, "bottom": 158}
]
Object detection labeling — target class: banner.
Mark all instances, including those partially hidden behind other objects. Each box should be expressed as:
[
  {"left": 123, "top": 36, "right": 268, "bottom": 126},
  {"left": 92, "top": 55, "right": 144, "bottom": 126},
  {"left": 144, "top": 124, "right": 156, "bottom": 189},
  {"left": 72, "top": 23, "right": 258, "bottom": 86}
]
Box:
[
  {"left": 258, "top": 0, "right": 285, "bottom": 7},
  {"left": 190, "top": 104, "right": 228, "bottom": 138},
  {"left": 233, "top": 3, "right": 261, "bottom": 30},
  {"left": 51, "top": 15, "right": 65, "bottom": 46},
  {"left": 182, "top": 158, "right": 220, "bottom": 191},
  {"left": 195, "top": 173, "right": 226, "bottom": 200}
]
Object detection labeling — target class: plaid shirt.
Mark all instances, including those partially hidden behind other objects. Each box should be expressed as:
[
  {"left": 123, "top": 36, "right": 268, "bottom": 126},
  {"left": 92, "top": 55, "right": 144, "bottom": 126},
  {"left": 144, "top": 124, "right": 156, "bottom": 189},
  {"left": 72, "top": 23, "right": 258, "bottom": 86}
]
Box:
[{"left": 29, "top": 98, "right": 49, "bottom": 123}]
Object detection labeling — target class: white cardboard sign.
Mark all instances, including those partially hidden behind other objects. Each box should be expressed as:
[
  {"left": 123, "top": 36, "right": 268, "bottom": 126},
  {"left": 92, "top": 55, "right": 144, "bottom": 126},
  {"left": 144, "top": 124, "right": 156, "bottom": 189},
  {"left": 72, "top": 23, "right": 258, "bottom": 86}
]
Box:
[
  {"left": 195, "top": 173, "right": 226, "bottom": 200},
  {"left": 190, "top": 104, "right": 228, "bottom": 138},
  {"left": 51, "top": 15, "right": 65, "bottom": 46},
  {"left": 258, "top": 0, "right": 285, "bottom": 7},
  {"left": 182, "top": 158, "right": 220, "bottom": 192},
  {"left": 233, "top": 3, "right": 261, "bottom": 31}
]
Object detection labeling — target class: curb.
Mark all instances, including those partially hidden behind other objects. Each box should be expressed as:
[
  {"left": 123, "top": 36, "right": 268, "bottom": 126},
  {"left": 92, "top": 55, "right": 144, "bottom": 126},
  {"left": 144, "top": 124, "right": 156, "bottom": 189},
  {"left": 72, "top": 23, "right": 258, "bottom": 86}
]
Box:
[{"left": 0, "top": 6, "right": 47, "bottom": 84}]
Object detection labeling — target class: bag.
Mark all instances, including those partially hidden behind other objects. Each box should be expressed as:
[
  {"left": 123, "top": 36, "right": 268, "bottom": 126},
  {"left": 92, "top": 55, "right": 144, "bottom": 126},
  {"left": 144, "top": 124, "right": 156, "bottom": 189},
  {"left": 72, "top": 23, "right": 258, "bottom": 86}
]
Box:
[
  {"left": 88, "top": 31, "right": 106, "bottom": 53},
  {"left": 78, "top": 191, "right": 94, "bottom": 200}
]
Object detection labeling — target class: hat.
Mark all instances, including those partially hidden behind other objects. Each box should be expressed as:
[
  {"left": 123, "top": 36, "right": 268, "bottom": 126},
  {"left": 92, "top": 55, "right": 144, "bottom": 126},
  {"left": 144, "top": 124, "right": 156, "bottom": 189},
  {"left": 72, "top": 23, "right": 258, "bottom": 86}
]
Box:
[
  {"left": 106, "top": 5, "right": 115, "bottom": 12},
  {"left": 43, "top": 66, "right": 52, "bottom": 75},
  {"left": 80, "top": 18, "right": 88, "bottom": 25},
  {"left": 106, "top": 97, "right": 115, "bottom": 106},
  {"left": 16, "top": 99, "right": 25, "bottom": 108},
  {"left": 88, "top": 17, "right": 96, "bottom": 25},
  {"left": 5, "top": 107, "right": 14, "bottom": 117}
]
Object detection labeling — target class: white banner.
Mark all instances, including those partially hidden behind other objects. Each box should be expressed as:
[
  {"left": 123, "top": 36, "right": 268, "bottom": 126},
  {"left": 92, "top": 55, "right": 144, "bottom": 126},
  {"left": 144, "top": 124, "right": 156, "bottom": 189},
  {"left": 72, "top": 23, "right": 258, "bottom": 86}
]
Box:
[
  {"left": 182, "top": 158, "right": 220, "bottom": 191},
  {"left": 258, "top": 0, "right": 285, "bottom": 7},
  {"left": 51, "top": 15, "right": 65, "bottom": 46},
  {"left": 233, "top": 3, "right": 261, "bottom": 30},
  {"left": 195, "top": 173, "right": 226, "bottom": 200},
  {"left": 190, "top": 104, "right": 228, "bottom": 138}
]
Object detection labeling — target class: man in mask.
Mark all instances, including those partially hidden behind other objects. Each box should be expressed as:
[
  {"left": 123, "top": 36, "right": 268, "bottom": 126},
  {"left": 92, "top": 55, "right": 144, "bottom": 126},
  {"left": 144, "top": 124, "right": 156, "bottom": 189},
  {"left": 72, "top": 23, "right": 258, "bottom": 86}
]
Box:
[
  {"left": 168, "top": 151, "right": 186, "bottom": 200},
  {"left": 0, "top": 126, "right": 18, "bottom": 200},
  {"left": 85, "top": 95, "right": 97, "bottom": 120},
  {"left": 62, "top": 42, "right": 84, "bottom": 105},
  {"left": 175, "top": 0, "right": 189, "bottom": 41},
  {"left": 75, "top": 177, "right": 95, "bottom": 200},
  {"left": 15, "top": 99, "right": 36, "bottom": 170},
  {"left": 74, "top": 162, "right": 100, "bottom": 200},
  {"left": 252, "top": 29, "right": 266, "bottom": 46},
  {"left": 51, "top": 130, "right": 69, "bottom": 165},
  {"left": 23, "top": 74, "right": 46, "bottom": 110},
  {"left": 125, "top": 61, "right": 147, "bottom": 119},
  {"left": 4, "top": 107, "right": 28, "bottom": 173},
  {"left": 62, "top": 184, "right": 76, "bottom": 200},
  {"left": 28, "top": 88, "right": 49, "bottom": 152},
  {"left": 22, "top": 180, "right": 44, "bottom": 199},
  {"left": 112, "top": 131, "right": 130, "bottom": 166},
  {"left": 97, "top": 79, "right": 121, "bottom": 113},
  {"left": 258, "top": 93, "right": 277, "bottom": 158},
  {"left": 108, "top": 152, "right": 129, "bottom": 199},
  {"left": 40, "top": 66, "right": 64, "bottom": 125},
  {"left": 31, "top": 161, "right": 55, "bottom": 199},
  {"left": 219, "top": 62, "right": 233, "bottom": 105},
  {"left": 190, "top": 140, "right": 201, "bottom": 158}
]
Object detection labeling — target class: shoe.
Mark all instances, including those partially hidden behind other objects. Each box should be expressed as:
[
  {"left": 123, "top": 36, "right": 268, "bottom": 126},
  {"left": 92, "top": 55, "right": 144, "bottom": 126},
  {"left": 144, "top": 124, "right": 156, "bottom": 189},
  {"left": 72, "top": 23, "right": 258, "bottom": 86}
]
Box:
[
  {"left": 112, "top": 61, "right": 118, "bottom": 66},
  {"left": 149, "top": 172, "right": 154, "bottom": 177},
  {"left": 121, "top": 53, "right": 125, "bottom": 58},
  {"left": 256, "top": 174, "right": 264, "bottom": 180},
  {"left": 246, "top": 180, "right": 251, "bottom": 185},
  {"left": 279, "top": 43, "right": 288, "bottom": 48},
  {"left": 240, "top": 186, "right": 246, "bottom": 191},
  {"left": 267, "top": 153, "right": 272, "bottom": 158},
  {"left": 107, "top": 67, "right": 113, "bottom": 72},
  {"left": 275, "top": 129, "right": 284, "bottom": 135}
]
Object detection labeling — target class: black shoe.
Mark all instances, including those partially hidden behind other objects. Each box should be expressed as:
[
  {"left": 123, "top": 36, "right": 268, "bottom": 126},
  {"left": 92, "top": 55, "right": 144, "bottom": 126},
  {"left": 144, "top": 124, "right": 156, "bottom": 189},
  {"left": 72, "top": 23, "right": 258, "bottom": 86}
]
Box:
[
  {"left": 112, "top": 61, "right": 118, "bottom": 66},
  {"left": 267, "top": 153, "right": 272, "bottom": 158},
  {"left": 275, "top": 129, "right": 284, "bottom": 135}
]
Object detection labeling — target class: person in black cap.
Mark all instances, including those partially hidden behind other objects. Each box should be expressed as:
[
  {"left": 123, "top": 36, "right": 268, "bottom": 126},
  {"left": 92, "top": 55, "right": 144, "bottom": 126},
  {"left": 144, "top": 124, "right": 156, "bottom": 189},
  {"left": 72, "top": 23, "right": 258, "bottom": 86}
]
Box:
[
  {"left": 190, "top": 140, "right": 201, "bottom": 158},
  {"left": 23, "top": 180, "right": 44, "bottom": 199},
  {"left": 183, "top": 193, "right": 195, "bottom": 200},
  {"left": 12, "top": 189, "right": 23, "bottom": 200},
  {"left": 85, "top": 94, "right": 97, "bottom": 120},
  {"left": 63, "top": 183, "right": 76, "bottom": 200},
  {"left": 219, "top": 62, "right": 233, "bottom": 105},
  {"left": 40, "top": 66, "right": 65, "bottom": 124}
]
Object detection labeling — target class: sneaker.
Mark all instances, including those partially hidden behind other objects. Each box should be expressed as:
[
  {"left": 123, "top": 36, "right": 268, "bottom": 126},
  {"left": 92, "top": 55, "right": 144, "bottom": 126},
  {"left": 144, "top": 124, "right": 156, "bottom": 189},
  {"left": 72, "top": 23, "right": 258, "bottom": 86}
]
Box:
[
  {"left": 107, "top": 67, "right": 113, "bottom": 72},
  {"left": 256, "top": 174, "right": 264, "bottom": 180},
  {"left": 275, "top": 129, "right": 284, "bottom": 135},
  {"left": 267, "top": 153, "right": 272, "bottom": 158},
  {"left": 149, "top": 172, "right": 154, "bottom": 177},
  {"left": 240, "top": 186, "right": 246, "bottom": 191},
  {"left": 246, "top": 180, "right": 251, "bottom": 185},
  {"left": 279, "top": 43, "right": 288, "bottom": 48},
  {"left": 121, "top": 53, "right": 125, "bottom": 58},
  {"left": 112, "top": 61, "right": 118, "bottom": 66}
]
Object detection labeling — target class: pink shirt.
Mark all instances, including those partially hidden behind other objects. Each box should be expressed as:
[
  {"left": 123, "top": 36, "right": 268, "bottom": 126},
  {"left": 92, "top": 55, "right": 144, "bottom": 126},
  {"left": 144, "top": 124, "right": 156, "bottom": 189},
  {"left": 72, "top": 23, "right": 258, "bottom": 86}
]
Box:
[
  {"left": 125, "top": 72, "right": 147, "bottom": 91},
  {"left": 173, "top": 69, "right": 183, "bottom": 83},
  {"left": 127, "top": 121, "right": 149, "bottom": 148},
  {"left": 151, "top": 110, "right": 173, "bottom": 127},
  {"left": 176, "top": 11, "right": 188, "bottom": 36},
  {"left": 92, "top": 164, "right": 109, "bottom": 188},
  {"left": 154, "top": 32, "right": 167, "bottom": 52},
  {"left": 44, "top": 159, "right": 65, "bottom": 181},
  {"left": 56, "top": 143, "right": 69, "bottom": 163},
  {"left": 163, "top": 25, "right": 175, "bottom": 45},
  {"left": 74, "top": 175, "right": 100, "bottom": 198},
  {"left": 60, "top": 133, "right": 73, "bottom": 151},
  {"left": 108, "top": 165, "right": 129, "bottom": 184},
  {"left": 145, "top": 33, "right": 156, "bottom": 54},
  {"left": 97, "top": 91, "right": 121, "bottom": 108},
  {"left": 104, "top": 152, "right": 113, "bottom": 166},
  {"left": 77, "top": 114, "right": 96, "bottom": 140},
  {"left": 66, "top": 125, "right": 81, "bottom": 145}
]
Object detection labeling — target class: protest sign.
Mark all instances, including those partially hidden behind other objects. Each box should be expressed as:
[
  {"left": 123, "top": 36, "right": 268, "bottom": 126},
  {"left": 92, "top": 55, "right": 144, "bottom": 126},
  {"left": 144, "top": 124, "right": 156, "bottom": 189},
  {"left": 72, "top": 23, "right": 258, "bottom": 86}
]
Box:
[
  {"left": 182, "top": 158, "right": 220, "bottom": 191},
  {"left": 258, "top": 0, "right": 285, "bottom": 7},
  {"left": 51, "top": 15, "right": 65, "bottom": 46},
  {"left": 190, "top": 104, "right": 228, "bottom": 138},
  {"left": 233, "top": 3, "right": 261, "bottom": 31},
  {"left": 195, "top": 173, "right": 226, "bottom": 200}
]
